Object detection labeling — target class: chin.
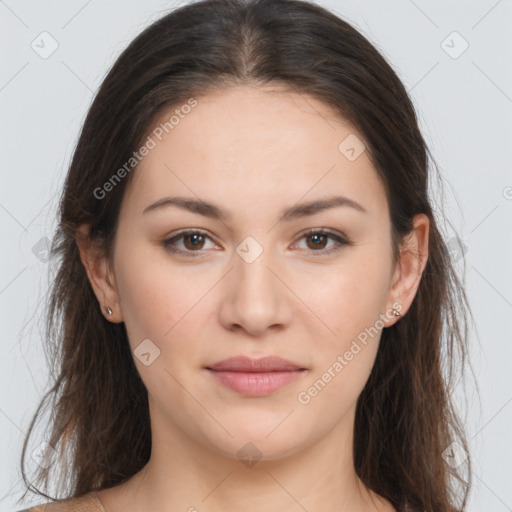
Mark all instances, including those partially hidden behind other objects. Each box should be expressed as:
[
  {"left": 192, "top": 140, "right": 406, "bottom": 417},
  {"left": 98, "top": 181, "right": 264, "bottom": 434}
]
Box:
[{"left": 206, "top": 420, "right": 310, "bottom": 460}]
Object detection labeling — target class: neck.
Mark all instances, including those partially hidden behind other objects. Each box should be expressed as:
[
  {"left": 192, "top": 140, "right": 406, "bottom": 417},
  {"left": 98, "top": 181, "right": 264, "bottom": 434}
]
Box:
[{"left": 103, "top": 404, "right": 390, "bottom": 512}]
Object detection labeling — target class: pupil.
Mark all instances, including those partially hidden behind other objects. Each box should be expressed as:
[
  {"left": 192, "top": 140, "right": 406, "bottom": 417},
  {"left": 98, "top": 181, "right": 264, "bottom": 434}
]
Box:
[
  {"left": 309, "top": 234, "right": 326, "bottom": 249},
  {"left": 186, "top": 234, "right": 203, "bottom": 249}
]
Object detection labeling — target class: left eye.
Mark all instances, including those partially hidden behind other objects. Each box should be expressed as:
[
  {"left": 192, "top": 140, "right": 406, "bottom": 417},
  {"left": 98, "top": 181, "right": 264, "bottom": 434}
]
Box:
[
  {"left": 293, "top": 228, "right": 351, "bottom": 255},
  {"left": 162, "top": 229, "right": 351, "bottom": 258}
]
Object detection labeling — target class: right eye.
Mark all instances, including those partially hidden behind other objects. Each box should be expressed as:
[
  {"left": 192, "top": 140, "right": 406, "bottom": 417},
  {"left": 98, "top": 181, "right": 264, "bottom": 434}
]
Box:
[{"left": 162, "top": 229, "right": 218, "bottom": 257}]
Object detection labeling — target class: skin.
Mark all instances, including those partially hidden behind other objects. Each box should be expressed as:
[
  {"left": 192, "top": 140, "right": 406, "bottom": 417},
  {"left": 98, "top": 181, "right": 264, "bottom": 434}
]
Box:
[{"left": 77, "top": 84, "right": 429, "bottom": 512}]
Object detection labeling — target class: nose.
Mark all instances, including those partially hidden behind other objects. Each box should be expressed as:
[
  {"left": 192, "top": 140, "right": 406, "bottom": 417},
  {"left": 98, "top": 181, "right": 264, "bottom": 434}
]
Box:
[{"left": 218, "top": 247, "right": 294, "bottom": 337}]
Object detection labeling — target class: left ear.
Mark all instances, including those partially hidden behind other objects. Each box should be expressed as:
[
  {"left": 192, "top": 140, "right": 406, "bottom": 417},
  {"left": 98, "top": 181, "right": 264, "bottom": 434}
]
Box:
[{"left": 386, "top": 213, "right": 430, "bottom": 324}]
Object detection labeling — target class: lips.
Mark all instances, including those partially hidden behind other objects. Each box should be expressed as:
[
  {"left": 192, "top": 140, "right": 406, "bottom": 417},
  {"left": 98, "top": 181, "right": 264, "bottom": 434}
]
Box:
[
  {"left": 205, "top": 356, "right": 307, "bottom": 396},
  {"left": 206, "top": 355, "right": 306, "bottom": 372}
]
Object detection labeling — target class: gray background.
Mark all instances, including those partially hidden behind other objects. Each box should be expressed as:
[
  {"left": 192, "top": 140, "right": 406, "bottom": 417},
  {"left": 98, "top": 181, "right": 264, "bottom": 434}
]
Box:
[{"left": 1, "top": 0, "right": 511, "bottom": 510}]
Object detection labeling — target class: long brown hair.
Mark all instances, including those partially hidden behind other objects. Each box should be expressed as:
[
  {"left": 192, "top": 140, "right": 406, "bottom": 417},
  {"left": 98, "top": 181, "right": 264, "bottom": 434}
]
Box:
[{"left": 19, "top": 0, "right": 474, "bottom": 510}]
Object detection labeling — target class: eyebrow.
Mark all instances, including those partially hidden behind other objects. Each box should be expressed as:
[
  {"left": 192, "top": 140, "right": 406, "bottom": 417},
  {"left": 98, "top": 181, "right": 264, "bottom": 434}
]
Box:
[{"left": 142, "top": 195, "right": 367, "bottom": 221}]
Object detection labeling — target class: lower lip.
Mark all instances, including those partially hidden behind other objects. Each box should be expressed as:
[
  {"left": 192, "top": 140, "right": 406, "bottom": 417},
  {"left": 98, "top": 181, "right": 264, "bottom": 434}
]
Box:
[{"left": 207, "top": 369, "right": 305, "bottom": 396}]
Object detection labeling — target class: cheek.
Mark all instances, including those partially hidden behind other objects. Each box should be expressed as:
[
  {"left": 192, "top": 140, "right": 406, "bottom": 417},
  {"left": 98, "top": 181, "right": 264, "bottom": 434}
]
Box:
[
  {"left": 294, "top": 252, "right": 390, "bottom": 395},
  {"left": 114, "top": 245, "right": 217, "bottom": 376},
  {"left": 116, "top": 268, "right": 170, "bottom": 345},
  {"left": 296, "top": 270, "right": 386, "bottom": 417},
  {"left": 296, "top": 254, "right": 391, "bottom": 340},
  {"left": 114, "top": 237, "right": 199, "bottom": 332}
]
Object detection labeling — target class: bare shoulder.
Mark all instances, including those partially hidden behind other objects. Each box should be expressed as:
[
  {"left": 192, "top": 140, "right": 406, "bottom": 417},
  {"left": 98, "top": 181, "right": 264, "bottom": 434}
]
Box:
[{"left": 16, "top": 491, "right": 105, "bottom": 512}]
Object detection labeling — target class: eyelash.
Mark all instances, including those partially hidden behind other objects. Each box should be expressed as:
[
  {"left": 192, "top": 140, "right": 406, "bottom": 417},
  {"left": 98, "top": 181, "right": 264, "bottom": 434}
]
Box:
[{"left": 162, "top": 228, "right": 352, "bottom": 258}]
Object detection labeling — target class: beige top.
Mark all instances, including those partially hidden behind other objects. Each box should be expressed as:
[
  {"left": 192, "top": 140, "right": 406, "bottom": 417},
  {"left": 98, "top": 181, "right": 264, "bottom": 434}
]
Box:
[{"left": 17, "top": 491, "right": 106, "bottom": 512}]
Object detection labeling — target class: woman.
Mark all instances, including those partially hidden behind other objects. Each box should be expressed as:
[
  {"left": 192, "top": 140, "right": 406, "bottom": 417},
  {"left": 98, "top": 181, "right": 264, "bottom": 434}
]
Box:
[{"left": 18, "top": 0, "right": 472, "bottom": 510}]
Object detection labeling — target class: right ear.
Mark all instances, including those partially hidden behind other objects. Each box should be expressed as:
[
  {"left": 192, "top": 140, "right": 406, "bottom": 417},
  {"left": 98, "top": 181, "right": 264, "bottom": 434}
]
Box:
[{"left": 75, "top": 224, "right": 123, "bottom": 323}]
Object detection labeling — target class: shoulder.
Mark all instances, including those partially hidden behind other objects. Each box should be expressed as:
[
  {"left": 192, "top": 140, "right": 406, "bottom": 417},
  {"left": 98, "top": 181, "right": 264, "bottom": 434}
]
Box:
[{"left": 16, "top": 491, "right": 105, "bottom": 512}]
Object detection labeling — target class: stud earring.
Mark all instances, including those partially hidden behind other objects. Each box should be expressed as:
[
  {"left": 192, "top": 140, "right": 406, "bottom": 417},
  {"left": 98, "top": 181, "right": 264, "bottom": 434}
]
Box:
[
  {"left": 105, "top": 306, "right": 113, "bottom": 316},
  {"left": 392, "top": 309, "right": 401, "bottom": 317}
]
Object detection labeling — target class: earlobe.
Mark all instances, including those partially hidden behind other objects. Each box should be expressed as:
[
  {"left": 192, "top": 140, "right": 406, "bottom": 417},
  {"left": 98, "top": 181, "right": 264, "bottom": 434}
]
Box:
[
  {"left": 386, "top": 213, "right": 430, "bottom": 324},
  {"left": 76, "top": 224, "right": 122, "bottom": 323}
]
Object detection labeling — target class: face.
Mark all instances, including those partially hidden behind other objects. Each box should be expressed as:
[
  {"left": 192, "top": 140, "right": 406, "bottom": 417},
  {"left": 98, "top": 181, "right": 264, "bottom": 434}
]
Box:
[{"left": 84, "top": 85, "right": 420, "bottom": 462}]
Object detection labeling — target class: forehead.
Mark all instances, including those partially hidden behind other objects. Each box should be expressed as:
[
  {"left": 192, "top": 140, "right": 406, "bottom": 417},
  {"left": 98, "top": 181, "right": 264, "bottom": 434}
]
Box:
[{"left": 123, "top": 85, "right": 387, "bottom": 221}]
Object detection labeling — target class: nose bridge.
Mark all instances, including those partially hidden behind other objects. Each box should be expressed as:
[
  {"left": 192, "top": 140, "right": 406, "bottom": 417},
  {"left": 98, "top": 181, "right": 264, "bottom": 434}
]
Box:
[
  {"left": 233, "top": 233, "right": 281, "bottom": 301},
  {"left": 220, "top": 233, "right": 292, "bottom": 334}
]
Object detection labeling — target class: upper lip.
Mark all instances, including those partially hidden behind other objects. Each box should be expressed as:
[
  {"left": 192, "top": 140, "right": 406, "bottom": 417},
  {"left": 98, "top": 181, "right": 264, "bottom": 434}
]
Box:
[{"left": 206, "top": 356, "right": 305, "bottom": 372}]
